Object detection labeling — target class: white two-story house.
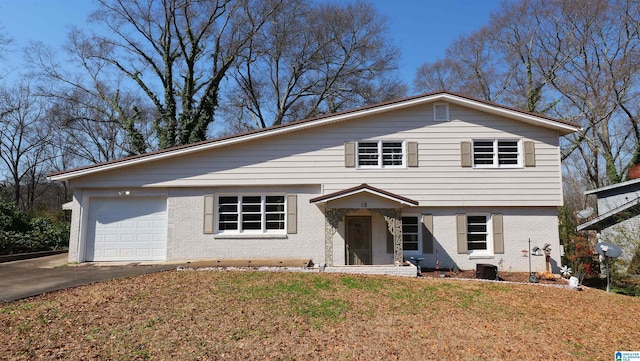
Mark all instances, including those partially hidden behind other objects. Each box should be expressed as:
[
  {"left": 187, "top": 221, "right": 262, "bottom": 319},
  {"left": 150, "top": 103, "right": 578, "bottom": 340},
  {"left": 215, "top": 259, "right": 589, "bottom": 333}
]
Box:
[{"left": 50, "top": 92, "right": 579, "bottom": 276}]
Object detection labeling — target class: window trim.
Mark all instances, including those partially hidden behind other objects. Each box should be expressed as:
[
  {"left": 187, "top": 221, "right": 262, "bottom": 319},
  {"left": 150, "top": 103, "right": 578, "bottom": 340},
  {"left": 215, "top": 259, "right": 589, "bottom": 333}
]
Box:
[
  {"left": 472, "top": 139, "right": 523, "bottom": 168},
  {"left": 215, "top": 193, "right": 287, "bottom": 235},
  {"left": 356, "top": 140, "right": 406, "bottom": 169},
  {"left": 466, "top": 213, "right": 493, "bottom": 256}
]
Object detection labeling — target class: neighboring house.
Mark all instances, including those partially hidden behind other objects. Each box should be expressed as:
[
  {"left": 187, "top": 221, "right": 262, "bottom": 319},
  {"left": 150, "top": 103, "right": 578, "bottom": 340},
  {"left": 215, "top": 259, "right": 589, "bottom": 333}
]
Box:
[
  {"left": 49, "top": 92, "right": 579, "bottom": 276},
  {"left": 577, "top": 175, "right": 640, "bottom": 264}
]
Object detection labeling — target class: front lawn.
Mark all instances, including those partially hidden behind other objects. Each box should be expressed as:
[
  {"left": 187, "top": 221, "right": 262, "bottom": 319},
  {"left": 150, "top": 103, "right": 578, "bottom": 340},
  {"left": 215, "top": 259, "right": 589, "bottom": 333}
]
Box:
[{"left": 1, "top": 270, "right": 638, "bottom": 360}]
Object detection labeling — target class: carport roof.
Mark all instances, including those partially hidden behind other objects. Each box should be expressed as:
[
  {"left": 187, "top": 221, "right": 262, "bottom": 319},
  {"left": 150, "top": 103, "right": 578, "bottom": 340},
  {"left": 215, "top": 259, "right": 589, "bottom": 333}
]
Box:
[{"left": 577, "top": 196, "right": 640, "bottom": 231}]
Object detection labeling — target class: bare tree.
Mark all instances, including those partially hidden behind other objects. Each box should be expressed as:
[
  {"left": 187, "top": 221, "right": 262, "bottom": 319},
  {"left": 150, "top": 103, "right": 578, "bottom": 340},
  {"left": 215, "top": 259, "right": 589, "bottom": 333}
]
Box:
[
  {"left": 45, "top": 87, "right": 155, "bottom": 164},
  {"left": 28, "top": 0, "right": 282, "bottom": 150},
  {"left": 0, "top": 82, "right": 53, "bottom": 211},
  {"left": 414, "top": 27, "right": 513, "bottom": 103},
  {"left": 413, "top": 58, "right": 465, "bottom": 94},
  {"left": 491, "top": 0, "right": 576, "bottom": 113},
  {"left": 551, "top": 0, "right": 640, "bottom": 188},
  {"left": 414, "top": 1, "right": 573, "bottom": 112},
  {"left": 0, "top": 29, "right": 10, "bottom": 56},
  {"left": 0, "top": 17, "right": 14, "bottom": 79},
  {"left": 224, "top": 0, "right": 404, "bottom": 130},
  {"left": 27, "top": 32, "right": 156, "bottom": 162},
  {"left": 84, "top": 0, "right": 283, "bottom": 148}
]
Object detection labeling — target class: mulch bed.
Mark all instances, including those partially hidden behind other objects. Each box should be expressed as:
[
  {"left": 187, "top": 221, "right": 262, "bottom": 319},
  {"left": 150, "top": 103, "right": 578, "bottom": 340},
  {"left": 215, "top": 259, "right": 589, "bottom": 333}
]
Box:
[{"left": 420, "top": 268, "right": 568, "bottom": 285}]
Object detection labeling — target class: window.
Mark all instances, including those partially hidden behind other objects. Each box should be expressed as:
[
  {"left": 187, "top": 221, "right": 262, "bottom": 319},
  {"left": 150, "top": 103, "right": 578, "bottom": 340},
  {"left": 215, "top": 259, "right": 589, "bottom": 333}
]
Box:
[
  {"left": 456, "top": 213, "right": 503, "bottom": 255},
  {"left": 217, "top": 195, "right": 285, "bottom": 233},
  {"left": 473, "top": 139, "right": 521, "bottom": 167},
  {"left": 357, "top": 142, "right": 379, "bottom": 166},
  {"left": 434, "top": 103, "right": 449, "bottom": 121},
  {"left": 386, "top": 215, "right": 424, "bottom": 254},
  {"left": 218, "top": 196, "right": 239, "bottom": 231},
  {"left": 402, "top": 216, "right": 420, "bottom": 251},
  {"left": 467, "top": 215, "right": 489, "bottom": 251},
  {"left": 357, "top": 141, "right": 405, "bottom": 168}
]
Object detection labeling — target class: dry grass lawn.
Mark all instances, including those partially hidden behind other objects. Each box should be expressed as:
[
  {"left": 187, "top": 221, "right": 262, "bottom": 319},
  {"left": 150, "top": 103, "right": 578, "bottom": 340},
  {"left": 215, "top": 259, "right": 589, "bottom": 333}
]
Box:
[{"left": 1, "top": 270, "right": 639, "bottom": 360}]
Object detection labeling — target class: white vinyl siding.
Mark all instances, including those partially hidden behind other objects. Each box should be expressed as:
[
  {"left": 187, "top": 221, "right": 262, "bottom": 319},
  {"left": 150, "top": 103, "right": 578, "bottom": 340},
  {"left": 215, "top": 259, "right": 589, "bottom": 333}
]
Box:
[
  {"left": 71, "top": 103, "right": 565, "bottom": 207},
  {"left": 473, "top": 139, "right": 521, "bottom": 168},
  {"left": 357, "top": 141, "right": 405, "bottom": 168},
  {"left": 217, "top": 195, "right": 285, "bottom": 234}
]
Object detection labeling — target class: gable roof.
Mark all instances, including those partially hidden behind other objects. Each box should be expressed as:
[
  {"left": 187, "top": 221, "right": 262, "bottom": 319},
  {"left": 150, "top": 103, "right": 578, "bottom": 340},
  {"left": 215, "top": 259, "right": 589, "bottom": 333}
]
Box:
[
  {"left": 309, "top": 184, "right": 419, "bottom": 206},
  {"left": 49, "top": 91, "right": 580, "bottom": 181}
]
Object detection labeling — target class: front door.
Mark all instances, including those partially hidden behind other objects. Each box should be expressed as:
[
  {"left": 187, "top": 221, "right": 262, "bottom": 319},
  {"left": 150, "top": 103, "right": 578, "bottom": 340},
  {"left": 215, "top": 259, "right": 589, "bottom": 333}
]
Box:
[{"left": 346, "top": 216, "right": 371, "bottom": 265}]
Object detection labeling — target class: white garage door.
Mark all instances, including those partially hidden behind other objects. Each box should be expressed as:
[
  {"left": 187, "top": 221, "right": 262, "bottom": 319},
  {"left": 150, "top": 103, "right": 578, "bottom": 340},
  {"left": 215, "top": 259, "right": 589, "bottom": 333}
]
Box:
[{"left": 86, "top": 197, "right": 167, "bottom": 262}]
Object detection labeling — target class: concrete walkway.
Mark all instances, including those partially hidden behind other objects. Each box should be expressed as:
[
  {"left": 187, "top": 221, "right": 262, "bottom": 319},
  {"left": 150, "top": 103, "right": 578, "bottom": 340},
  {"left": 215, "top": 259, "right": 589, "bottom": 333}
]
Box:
[{"left": 0, "top": 253, "right": 176, "bottom": 303}]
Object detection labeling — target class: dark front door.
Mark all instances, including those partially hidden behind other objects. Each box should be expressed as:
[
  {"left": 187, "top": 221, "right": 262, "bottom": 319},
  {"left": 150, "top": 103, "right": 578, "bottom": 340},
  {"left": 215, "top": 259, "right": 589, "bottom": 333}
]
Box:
[{"left": 346, "top": 216, "right": 371, "bottom": 265}]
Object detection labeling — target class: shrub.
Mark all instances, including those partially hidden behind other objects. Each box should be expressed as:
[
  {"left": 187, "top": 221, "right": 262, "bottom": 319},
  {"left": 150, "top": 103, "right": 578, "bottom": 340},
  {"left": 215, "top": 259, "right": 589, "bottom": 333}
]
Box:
[
  {"left": 0, "top": 198, "right": 69, "bottom": 255},
  {"left": 563, "top": 234, "right": 600, "bottom": 282},
  {"left": 628, "top": 247, "right": 640, "bottom": 275},
  {"left": 0, "top": 198, "right": 29, "bottom": 233},
  {"left": 28, "top": 217, "right": 69, "bottom": 250}
]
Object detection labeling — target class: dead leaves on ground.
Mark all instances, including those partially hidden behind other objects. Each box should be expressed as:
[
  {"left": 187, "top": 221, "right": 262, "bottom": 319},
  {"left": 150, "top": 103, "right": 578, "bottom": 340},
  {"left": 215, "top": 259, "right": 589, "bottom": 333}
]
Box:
[{"left": 1, "top": 270, "right": 639, "bottom": 360}]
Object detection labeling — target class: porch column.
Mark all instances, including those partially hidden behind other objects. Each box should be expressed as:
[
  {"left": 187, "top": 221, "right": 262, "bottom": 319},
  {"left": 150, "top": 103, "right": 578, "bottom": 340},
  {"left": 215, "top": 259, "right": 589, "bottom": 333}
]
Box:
[
  {"left": 324, "top": 208, "right": 351, "bottom": 266},
  {"left": 372, "top": 208, "right": 403, "bottom": 265}
]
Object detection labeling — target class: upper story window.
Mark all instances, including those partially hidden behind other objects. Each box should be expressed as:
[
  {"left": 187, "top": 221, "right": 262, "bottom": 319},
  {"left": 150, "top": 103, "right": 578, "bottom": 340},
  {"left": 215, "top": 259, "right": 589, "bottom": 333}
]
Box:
[
  {"left": 217, "top": 195, "right": 285, "bottom": 234},
  {"left": 357, "top": 141, "right": 405, "bottom": 168},
  {"left": 473, "top": 139, "right": 521, "bottom": 168}
]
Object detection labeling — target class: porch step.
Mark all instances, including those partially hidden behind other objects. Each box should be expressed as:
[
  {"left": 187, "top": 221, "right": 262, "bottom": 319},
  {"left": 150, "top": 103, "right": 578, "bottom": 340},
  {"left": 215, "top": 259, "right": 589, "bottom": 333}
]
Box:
[{"left": 324, "top": 264, "right": 416, "bottom": 277}]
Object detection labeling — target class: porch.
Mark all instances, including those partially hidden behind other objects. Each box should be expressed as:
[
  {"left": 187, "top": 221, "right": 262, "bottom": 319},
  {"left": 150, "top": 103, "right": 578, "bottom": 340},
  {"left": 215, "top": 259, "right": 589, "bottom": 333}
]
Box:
[{"left": 310, "top": 184, "right": 420, "bottom": 276}]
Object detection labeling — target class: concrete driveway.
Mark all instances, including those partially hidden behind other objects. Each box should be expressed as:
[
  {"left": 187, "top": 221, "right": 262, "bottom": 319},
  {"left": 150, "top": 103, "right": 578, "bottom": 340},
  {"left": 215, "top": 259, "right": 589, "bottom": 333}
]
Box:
[{"left": 0, "top": 253, "right": 177, "bottom": 303}]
